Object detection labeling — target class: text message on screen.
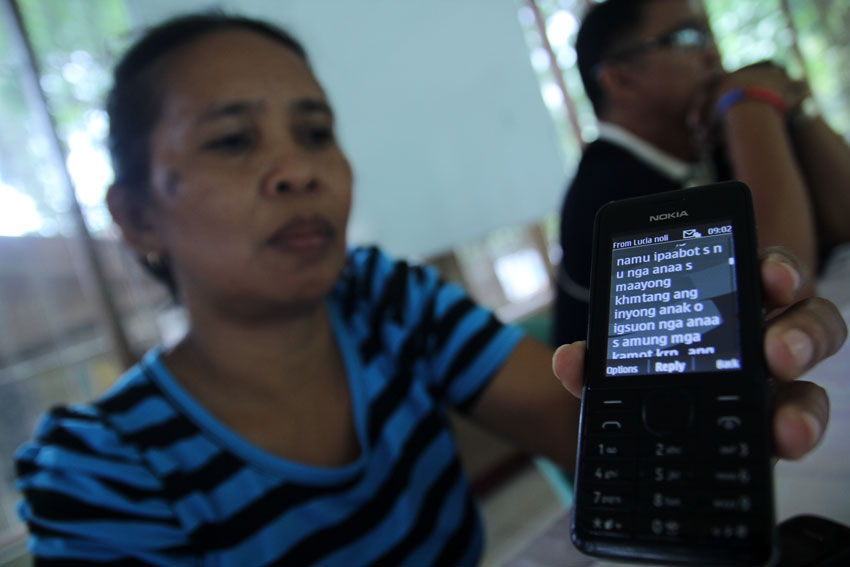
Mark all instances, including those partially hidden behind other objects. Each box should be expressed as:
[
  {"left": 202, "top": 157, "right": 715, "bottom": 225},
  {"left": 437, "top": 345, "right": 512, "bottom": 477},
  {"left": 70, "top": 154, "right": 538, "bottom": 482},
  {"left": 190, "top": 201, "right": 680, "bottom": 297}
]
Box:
[{"left": 605, "top": 221, "right": 742, "bottom": 377}]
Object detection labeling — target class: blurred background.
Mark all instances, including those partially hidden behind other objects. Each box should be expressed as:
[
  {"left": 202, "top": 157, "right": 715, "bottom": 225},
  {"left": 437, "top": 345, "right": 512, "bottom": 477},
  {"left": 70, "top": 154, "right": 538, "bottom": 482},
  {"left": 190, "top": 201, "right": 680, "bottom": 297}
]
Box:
[{"left": 1, "top": 0, "right": 849, "bottom": 564}]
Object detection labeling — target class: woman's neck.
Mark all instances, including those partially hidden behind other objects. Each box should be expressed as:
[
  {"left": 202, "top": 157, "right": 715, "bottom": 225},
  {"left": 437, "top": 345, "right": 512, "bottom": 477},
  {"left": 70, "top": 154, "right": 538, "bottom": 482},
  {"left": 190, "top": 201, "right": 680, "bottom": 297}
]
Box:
[
  {"left": 161, "top": 297, "right": 359, "bottom": 466},
  {"left": 165, "top": 296, "right": 342, "bottom": 401}
]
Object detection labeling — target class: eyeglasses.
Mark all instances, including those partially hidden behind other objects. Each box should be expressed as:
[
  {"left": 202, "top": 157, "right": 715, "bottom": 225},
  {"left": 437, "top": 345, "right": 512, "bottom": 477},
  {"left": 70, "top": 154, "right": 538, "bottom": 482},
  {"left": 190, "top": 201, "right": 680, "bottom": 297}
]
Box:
[{"left": 604, "top": 25, "right": 714, "bottom": 62}]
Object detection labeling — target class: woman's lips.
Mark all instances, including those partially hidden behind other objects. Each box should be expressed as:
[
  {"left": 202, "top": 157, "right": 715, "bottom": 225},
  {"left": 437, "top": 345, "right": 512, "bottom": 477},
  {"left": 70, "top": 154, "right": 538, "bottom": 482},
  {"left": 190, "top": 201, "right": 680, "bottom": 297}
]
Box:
[{"left": 267, "top": 217, "right": 334, "bottom": 254}]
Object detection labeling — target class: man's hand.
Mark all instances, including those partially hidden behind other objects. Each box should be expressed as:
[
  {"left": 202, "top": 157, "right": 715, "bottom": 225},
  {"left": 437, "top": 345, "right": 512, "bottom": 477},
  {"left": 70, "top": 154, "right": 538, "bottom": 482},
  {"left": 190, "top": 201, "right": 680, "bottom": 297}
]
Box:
[
  {"left": 552, "top": 247, "right": 847, "bottom": 460},
  {"left": 715, "top": 61, "right": 806, "bottom": 109},
  {"left": 687, "top": 61, "right": 809, "bottom": 144}
]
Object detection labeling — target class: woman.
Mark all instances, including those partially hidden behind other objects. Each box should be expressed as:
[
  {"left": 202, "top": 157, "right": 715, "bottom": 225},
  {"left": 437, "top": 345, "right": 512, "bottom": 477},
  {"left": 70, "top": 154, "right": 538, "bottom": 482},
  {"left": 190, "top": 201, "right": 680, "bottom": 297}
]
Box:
[{"left": 15, "top": 13, "right": 845, "bottom": 566}]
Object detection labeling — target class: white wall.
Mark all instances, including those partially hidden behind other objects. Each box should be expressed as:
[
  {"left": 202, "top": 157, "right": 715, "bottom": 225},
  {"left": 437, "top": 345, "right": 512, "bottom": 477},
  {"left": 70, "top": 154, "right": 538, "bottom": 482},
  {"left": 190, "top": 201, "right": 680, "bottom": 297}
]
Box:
[{"left": 128, "top": 0, "right": 567, "bottom": 259}]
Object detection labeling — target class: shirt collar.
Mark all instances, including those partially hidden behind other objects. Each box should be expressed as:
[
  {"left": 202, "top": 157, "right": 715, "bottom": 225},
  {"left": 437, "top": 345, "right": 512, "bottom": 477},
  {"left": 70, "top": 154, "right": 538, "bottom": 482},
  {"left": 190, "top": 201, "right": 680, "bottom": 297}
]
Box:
[{"left": 596, "top": 121, "right": 711, "bottom": 185}]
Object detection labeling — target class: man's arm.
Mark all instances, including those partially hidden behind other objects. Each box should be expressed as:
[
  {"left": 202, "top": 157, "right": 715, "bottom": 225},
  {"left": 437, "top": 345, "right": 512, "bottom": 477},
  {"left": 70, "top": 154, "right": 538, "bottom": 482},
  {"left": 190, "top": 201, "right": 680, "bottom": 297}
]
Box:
[
  {"left": 789, "top": 112, "right": 850, "bottom": 249},
  {"left": 696, "top": 64, "right": 824, "bottom": 282},
  {"left": 721, "top": 100, "right": 819, "bottom": 281}
]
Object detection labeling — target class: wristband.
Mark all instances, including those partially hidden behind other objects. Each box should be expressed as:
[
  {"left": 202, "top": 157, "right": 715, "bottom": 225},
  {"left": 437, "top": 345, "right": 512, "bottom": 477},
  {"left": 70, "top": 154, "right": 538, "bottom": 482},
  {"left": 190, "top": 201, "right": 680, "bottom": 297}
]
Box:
[{"left": 715, "top": 87, "right": 787, "bottom": 118}]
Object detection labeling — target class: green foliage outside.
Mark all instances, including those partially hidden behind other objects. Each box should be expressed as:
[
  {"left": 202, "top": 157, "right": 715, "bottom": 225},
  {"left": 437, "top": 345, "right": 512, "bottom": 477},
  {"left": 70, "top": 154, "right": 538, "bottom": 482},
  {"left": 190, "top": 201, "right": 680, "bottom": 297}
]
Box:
[
  {"left": 0, "top": 0, "right": 131, "bottom": 236},
  {"left": 706, "top": 0, "right": 850, "bottom": 136}
]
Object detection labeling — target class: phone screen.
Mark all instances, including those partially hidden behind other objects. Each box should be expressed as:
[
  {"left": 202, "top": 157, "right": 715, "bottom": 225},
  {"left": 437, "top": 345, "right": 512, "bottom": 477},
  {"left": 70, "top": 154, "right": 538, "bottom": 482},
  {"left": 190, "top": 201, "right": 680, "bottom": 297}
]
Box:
[{"left": 605, "top": 219, "right": 742, "bottom": 377}]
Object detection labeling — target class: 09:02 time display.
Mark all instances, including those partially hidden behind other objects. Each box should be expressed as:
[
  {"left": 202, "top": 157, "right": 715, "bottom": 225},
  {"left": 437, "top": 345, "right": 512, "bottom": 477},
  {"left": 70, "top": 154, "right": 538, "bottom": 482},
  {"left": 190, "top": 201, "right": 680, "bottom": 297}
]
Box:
[{"left": 707, "top": 225, "right": 733, "bottom": 235}]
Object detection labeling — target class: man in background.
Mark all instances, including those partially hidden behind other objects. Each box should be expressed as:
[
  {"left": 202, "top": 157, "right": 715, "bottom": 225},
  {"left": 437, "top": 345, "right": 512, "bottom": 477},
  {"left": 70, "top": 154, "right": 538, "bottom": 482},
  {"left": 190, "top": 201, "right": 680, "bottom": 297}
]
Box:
[{"left": 554, "top": 0, "right": 850, "bottom": 346}]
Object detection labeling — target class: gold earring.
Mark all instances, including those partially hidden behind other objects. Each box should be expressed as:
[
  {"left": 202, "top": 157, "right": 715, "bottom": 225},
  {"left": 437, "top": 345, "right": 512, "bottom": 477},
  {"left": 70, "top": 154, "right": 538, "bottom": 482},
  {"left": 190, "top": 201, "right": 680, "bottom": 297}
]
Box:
[{"left": 146, "top": 251, "right": 164, "bottom": 269}]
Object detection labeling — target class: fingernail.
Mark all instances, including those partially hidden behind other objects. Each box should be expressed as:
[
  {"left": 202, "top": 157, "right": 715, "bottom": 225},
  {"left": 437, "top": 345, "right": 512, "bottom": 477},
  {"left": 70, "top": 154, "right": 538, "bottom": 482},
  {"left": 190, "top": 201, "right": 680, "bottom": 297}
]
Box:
[
  {"left": 782, "top": 328, "right": 814, "bottom": 368},
  {"left": 784, "top": 262, "right": 801, "bottom": 294},
  {"left": 552, "top": 345, "right": 567, "bottom": 376},
  {"left": 766, "top": 253, "right": 801, "bottom": 294},
  {"left": 800, "top": 410, "right": 823, "bottom": 446}
]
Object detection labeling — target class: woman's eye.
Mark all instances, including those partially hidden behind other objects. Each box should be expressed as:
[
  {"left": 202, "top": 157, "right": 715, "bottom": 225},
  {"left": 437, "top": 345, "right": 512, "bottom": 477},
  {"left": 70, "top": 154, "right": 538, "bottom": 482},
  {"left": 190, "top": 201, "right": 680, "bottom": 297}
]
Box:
[
  {"left": 203, "top": 132, "right": 255, "bottom": 153},
  {"left": 298, "top": 125, "right": 334, "bottom": 148}
]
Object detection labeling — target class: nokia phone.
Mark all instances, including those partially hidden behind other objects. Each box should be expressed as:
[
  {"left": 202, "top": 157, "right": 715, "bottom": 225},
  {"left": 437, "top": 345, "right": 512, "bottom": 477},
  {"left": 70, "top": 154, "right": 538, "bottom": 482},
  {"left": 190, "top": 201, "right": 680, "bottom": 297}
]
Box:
[{"left": 571, "top": 181, "right": 775, "bottom": 565}]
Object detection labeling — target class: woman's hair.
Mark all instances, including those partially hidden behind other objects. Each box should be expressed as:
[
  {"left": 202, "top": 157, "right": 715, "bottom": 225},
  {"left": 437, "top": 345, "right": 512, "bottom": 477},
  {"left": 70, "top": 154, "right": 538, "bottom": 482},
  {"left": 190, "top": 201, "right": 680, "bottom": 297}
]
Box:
[{"left": 106, "top": 13, "right": 309, "bottom": 292}]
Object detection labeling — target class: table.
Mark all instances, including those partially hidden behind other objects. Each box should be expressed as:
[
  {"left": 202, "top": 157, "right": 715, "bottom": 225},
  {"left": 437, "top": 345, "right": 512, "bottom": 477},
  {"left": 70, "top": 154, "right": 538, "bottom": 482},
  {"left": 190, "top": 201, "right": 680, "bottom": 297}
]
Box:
[{"left": 507, "top": 246, "right": 850, "bottom": 566}]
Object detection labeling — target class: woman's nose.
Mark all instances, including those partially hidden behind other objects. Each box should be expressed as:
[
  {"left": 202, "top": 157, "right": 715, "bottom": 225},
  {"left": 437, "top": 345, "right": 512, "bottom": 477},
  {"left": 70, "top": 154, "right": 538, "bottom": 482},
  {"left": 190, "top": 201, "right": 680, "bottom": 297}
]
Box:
[
  {"left": 272, "top": 178, "right": 318, "bottom": 194},
  {"left": 261, "top": 148, "right": 319, "bottom": 196}
]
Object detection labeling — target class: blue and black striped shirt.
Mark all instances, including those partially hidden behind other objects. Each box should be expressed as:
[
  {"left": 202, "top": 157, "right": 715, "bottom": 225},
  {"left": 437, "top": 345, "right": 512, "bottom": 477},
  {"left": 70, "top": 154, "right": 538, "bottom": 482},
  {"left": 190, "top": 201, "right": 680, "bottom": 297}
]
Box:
[{"left": 16, "top": 247, "right": 524, "bottom": 566}]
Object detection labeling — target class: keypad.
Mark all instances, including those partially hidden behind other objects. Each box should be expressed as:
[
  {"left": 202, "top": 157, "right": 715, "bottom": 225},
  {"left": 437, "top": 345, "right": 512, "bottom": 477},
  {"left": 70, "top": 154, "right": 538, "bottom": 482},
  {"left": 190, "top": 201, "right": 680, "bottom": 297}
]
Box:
[{"left": 576, "top": 387, "right": 771, "bottom": 548}]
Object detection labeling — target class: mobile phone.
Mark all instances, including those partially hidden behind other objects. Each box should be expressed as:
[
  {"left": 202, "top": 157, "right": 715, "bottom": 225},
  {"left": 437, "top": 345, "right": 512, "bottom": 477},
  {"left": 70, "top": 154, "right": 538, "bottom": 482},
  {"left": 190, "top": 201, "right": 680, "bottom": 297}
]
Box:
[{"left": 570, "top": 181, "right": 775, "bottom": 566}]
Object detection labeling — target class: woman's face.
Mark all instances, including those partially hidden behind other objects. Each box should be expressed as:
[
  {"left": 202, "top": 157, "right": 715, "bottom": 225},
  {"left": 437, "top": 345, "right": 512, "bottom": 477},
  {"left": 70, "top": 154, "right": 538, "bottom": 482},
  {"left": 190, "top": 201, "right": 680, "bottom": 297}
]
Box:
[{"left": 143, "top": 29, "right": 353, "bottom": 313}]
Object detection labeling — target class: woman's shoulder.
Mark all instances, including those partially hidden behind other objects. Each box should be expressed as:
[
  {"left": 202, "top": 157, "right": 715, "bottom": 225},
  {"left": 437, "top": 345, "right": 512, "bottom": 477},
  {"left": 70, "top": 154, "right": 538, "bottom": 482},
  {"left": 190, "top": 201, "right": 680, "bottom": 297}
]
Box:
[
  {"left": 15, "top": 359, "right": 166, "bottom": 485},
  {"left": 337, "top": 246, "right": 442, "bottom": 316},
  {"left": 15, "top": 359, "right": 196, "bottom": 563}
]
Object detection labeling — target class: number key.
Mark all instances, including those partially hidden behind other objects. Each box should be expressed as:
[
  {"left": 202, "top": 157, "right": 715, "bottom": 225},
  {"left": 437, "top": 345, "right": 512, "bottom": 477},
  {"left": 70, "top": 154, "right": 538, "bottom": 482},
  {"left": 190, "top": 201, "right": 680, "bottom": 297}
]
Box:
[
  {"left": 585, "top": 462, "right": 635, "bottom": 483},
  {"left": 587, "top": 438, "right": 637, "bottom": 459}
]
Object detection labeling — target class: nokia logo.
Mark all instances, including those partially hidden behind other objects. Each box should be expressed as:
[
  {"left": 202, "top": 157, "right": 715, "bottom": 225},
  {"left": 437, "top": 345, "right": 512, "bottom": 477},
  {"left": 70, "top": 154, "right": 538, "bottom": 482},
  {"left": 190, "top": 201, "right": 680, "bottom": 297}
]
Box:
[{"left": 649, "top": 210, "right": 689, "bottom": 222}]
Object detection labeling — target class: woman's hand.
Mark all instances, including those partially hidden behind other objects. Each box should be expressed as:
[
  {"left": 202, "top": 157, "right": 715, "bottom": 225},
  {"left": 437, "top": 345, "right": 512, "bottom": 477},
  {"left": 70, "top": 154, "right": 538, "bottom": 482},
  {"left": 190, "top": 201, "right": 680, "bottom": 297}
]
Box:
[{"left": 553, "top": 247, "right": 847, "bottom": 460}]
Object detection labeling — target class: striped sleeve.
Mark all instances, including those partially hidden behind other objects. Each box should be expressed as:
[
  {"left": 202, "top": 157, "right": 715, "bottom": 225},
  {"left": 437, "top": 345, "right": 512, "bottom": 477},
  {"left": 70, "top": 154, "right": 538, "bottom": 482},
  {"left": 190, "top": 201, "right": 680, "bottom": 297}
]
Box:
[
  {"left": 15, "top": 405, "right": 199, "bottom": 566},
  {"left": 346, "top": 247, "right": 525, "bottom": 411},
  {"left": 423, "top": 275, "right": 525, "bottom": 410}
]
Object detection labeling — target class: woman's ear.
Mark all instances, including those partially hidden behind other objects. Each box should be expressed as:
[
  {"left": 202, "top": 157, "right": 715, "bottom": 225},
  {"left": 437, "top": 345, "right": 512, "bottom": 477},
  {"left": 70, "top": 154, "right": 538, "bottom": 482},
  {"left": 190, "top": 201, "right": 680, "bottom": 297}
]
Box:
[{"left": 106, "top": 184, "right": 162, "bottom": 256}]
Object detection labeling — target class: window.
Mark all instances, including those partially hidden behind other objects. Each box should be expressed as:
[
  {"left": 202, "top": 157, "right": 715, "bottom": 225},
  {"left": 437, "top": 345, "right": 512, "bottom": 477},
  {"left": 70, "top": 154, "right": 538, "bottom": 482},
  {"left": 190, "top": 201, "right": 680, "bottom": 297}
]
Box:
[{"left": 0, "top": 0, "right": 171, "bottom": 552}]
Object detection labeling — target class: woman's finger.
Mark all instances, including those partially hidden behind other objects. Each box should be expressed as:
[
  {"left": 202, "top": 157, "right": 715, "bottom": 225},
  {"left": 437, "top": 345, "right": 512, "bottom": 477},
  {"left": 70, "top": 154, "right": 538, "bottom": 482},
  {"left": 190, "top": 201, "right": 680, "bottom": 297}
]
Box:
[
  {"left": 759, "top": 247, "right": 808, "bottom": 312},
  {"left": 764, "top": 297, "right": 847, "bottom": 381},
  {"left": 771, "top": 380, "right": 829, "bottom": 460},
  {"left": 552, "top": 341, "right": 586, "bottom": 399}
]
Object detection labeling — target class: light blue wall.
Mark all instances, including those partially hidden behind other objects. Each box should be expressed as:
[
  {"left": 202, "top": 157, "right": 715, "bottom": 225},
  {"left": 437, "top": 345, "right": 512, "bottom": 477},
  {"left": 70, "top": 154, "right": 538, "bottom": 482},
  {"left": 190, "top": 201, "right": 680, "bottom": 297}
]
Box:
[{"left": 129, "top": 0, "right": 567, "bottom": 259}]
